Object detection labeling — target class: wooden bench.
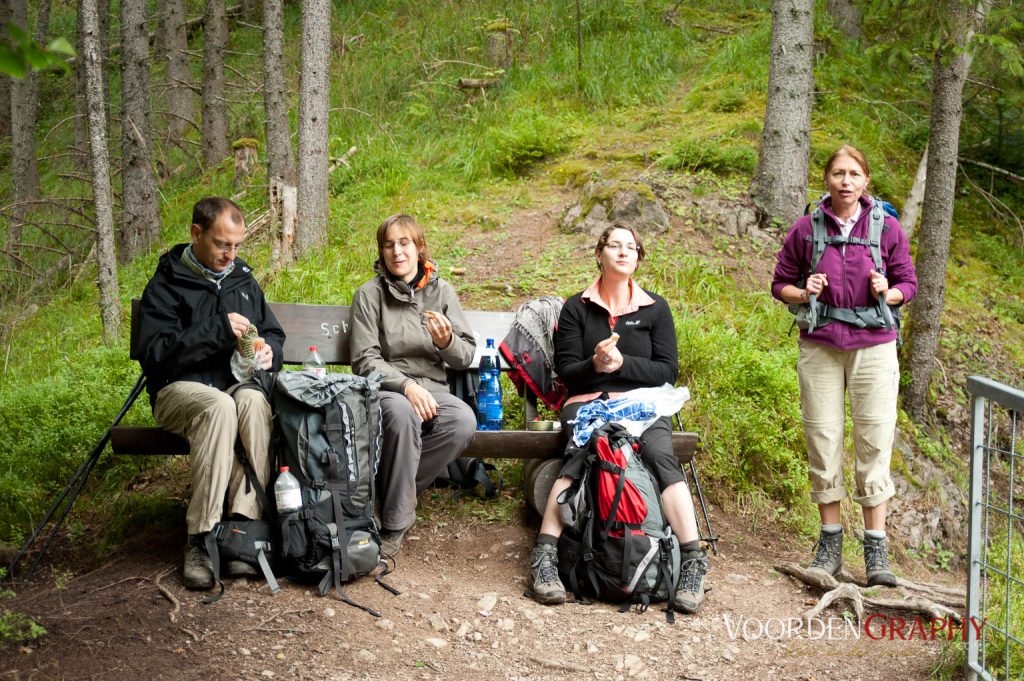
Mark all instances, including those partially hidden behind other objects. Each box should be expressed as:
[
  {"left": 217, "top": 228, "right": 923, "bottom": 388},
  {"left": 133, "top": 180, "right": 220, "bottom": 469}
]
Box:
[
  {"left": 110, "top": 301, "right": 715, "bottom": 549},
  {"left": 112, "top": 300, "right": 699, "bottom": 462}
]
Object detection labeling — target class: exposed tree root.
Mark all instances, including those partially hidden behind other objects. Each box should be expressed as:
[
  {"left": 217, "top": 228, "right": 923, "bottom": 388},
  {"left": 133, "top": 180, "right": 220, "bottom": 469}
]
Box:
[{"left": 775, "top": 561, "right": 965, "bottom": 625}]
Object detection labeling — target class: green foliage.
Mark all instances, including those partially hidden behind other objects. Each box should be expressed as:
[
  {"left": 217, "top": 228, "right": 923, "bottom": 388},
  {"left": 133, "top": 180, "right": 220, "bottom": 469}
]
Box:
[
  {"left": 482, "top": 111, "right": 574, "bottom": 178},
  {"left": 0, "top": 569, "right": 47, "bottom": 643},
  {"left": 660, "top": 134, "right": 758, "bottom": 176},
  {"left": 0, "top": 24, "right": 74, "bottom": 78}
]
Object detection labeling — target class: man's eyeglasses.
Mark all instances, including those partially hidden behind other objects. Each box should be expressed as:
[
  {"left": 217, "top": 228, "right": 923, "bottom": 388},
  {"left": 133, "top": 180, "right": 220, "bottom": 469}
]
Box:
[{"left": 383, "top": 238, "right": 414, "bottom": 251}]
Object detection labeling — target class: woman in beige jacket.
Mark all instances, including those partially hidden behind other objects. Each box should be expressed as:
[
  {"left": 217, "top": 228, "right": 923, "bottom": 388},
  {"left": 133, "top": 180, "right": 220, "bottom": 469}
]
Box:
[{"left": 350, "top": 214, "right": 478, "bottom": 556}]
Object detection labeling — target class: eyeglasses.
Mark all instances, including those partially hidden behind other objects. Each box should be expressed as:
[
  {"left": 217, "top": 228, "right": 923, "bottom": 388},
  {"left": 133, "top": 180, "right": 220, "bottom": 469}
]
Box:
[
  {"left": 604, "top": 241, "right": 638, "bottom": 253},
  {"left": 383, "top": 238, "right": 414, "bottom": 251},
  {"left": 212, "top": 240, "right": 242, "bottom": 254}
]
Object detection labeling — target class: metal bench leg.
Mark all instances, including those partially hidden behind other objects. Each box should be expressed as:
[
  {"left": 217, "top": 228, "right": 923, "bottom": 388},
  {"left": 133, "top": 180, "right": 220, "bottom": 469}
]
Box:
[
  {"left": 675, "top": 412, "right": 719, "bottom": 556},
  {"left": 4, "top": 373, "right": 147, "bottom": 583}
]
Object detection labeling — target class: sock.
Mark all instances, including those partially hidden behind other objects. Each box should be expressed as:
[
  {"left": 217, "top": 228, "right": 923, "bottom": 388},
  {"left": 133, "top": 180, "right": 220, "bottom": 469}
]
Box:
[
  {"left": 820, "top": 523, "right": 842, "bottom": 535},
  {"left": 864, "top": 529, "right": 886, "bottom": 540},
  {"left": 680, "top": 540, "right": 702, "bottom": 554},
  {"left": 536, "top": 533, "right": 558, "bottom": 546}
]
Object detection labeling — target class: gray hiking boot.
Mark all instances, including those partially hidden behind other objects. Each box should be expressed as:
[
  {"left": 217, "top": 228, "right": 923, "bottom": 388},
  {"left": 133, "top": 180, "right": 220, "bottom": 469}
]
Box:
[
  {"left": 529, "top": 542, "right": 566, "bottom": 605},
  {"left": 675, "top": 549, "right": 710, "bottom": 614},
  {"left": 183, "top": 534, "right": 214, "bottom": 590},
  {"left": 226, "top": 560, "right": 258, "bottom": 578},
  {"left": 380, "top": 525, "right": 409, "bottom": 558},
  {"left": 807, "top": 529, "right": 843, "bottom": 578},
  {"left": 863, "top": 535, "right": 898, "bottom": 587}
]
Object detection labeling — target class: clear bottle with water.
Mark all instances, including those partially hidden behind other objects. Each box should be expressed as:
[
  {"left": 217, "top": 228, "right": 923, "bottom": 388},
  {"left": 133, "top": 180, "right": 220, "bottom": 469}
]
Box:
[
  {"left": 303, "top": 345, "right": 326, "bottom": 378},
  {"left": 274, "top": 466, "right": 302, "bottom": 512},
  {"left": 476, "top": 338, "right": 503, "bottom": 431}
]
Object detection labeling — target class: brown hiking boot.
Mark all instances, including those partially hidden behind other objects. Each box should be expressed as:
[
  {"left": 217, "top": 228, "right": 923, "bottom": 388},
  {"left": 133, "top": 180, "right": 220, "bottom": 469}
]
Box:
[
  {"left": 183, "top": 534, "right": 214, "bottom": 590},
  {"left": 529, "top": 542, "right": 566, "bottom": 605}
]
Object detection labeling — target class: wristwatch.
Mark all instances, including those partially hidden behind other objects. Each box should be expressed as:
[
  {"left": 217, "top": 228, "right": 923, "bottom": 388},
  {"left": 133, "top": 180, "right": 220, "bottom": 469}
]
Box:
[{"left": 800, "top": 289, "right": 809, "bottom": 302}]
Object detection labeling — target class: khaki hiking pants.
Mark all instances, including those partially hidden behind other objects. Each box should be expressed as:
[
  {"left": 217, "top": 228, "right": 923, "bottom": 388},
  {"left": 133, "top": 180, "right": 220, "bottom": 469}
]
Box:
[
  {"left": 154, "top": 381, "right": 273, "bottom": 535},
  {"left": 797, "top": 339, "right": 898, "bottom": 508}
]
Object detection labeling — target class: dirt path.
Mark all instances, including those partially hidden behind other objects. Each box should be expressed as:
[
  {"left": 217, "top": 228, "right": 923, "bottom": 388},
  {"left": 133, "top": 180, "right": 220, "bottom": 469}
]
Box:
[{"left": 2, "top": 509, "right": 950, "bottom": 680}]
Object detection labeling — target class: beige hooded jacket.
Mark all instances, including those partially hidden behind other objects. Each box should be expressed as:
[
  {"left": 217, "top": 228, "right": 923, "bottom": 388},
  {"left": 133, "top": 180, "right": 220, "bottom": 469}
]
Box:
[{"left": 350, "top": 259, "right": 476, "bottom": 394}]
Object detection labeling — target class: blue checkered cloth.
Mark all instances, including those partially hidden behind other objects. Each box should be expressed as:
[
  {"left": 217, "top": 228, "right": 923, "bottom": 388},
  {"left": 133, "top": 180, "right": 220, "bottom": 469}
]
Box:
[{"left": 569, "top": 396, "right": 658, "bottom": 447}]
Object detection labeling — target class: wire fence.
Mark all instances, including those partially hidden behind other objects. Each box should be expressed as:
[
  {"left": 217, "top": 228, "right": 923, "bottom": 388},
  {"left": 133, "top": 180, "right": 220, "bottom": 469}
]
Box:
[{"left": 966, "top": 375, "right": 1024, "bottom": 681}]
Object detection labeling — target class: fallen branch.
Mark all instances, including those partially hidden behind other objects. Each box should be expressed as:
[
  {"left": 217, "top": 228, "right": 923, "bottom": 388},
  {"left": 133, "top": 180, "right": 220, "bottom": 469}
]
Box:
[
  {"left": 154, "top": 565, "right": 180, "bottom": 624},
  {"left": 958, "top": 157, "right": 1024, "bottom": 187},
  {"left": 775, "top": 561, "right": 964, "bottom": 626},
  {"left": 457, "top": 77, "right": 499, "bottom": 89}
]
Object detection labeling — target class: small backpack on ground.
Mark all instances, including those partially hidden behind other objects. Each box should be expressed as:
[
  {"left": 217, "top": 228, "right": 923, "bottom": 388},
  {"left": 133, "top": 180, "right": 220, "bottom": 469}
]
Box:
[
  {"left": 790, "top": 195, "right": 900, "bottom": 335},
  {"left": 202, "top": 518, "right": 279, "bottom": 604},
  {"left": 556, "top": 423, "right": 682, "bottom": 623},
  {"left": 272, "top": 370, "right": 396, "bottom": 615}
]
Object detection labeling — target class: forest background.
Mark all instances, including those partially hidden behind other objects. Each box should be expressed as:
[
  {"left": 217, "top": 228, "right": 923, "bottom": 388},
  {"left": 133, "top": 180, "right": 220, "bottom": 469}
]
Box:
[{"left": 0, "top": 0, "right": 1021, "bottom": 673}]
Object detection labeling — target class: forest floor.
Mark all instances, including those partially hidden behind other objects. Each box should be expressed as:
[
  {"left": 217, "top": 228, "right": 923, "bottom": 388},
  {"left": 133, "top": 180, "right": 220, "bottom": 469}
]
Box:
[{"left": 1, "top": 496, "right": 960, "bottom": 681}]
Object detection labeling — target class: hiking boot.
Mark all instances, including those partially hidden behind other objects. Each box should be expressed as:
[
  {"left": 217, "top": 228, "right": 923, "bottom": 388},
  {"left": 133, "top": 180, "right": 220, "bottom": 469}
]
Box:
[
  {"left": 675, "top": 549, "right": 710, "bottom": 614},
  {"left": 807, "top": 529, "right": 843, "bottom": 578},
  {"left": 529, "top": 542, "right": 566, "bottom": 605},
  {"left": 183, "top": 534, "right": 214, "bottom": 590},
  {"left": 225, "top": 560, "right": 258, "bottom": 578},
  {"left": 863, "top": 536, "right": 898, "bottom": 587},
  {"left": 380, "top": 525, "right": 409, "bottom": 558}
]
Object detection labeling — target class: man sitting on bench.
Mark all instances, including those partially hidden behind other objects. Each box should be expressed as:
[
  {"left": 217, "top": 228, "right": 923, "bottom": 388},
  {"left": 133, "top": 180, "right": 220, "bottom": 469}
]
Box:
[{"left": 136, "top": 197, "right": 285, "bottom": 590}]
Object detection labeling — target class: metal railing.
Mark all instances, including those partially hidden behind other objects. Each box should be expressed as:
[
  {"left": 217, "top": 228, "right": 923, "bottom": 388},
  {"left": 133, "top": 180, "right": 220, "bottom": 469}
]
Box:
[{"left": 966, "top": 375, "right": 1024, "bottom": 681}]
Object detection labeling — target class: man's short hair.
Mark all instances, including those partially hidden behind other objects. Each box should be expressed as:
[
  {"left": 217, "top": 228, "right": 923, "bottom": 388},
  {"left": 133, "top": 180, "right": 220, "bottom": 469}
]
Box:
[{"left": 192, "top": 197, "right": 244, "bottom": 231}]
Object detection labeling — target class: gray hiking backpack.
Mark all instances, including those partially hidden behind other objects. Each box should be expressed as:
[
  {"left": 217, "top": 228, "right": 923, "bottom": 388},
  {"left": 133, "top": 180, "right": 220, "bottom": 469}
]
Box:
[
  {"left": 789, "top": 197, "right": 899, "bottom": 335},
  {"left": 272, "top": 371, "right": 396, "bottom": 615}
]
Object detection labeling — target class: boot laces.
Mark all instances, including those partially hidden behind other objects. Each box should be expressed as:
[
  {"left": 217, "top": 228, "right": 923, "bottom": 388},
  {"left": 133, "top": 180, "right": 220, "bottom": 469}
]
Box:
[
  {"left": 863, "top": 540, "right": 891, "bottom": 570},
  {"left": 532, "top": 546, "right": 560, "bottom": 585},
  {"left": 810, "top": 534, "right": 842, "bottom": 568},
  {"left": 678, "top": 555, "right": 708, "bottom": 592}
]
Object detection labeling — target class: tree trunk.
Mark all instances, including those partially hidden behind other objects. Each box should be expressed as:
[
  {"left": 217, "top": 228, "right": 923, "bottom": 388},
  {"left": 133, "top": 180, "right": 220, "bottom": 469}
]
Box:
[
  {"left": 75, "top": 0, "right": 109, "bottom": 158},
  {"left": 119, "top": 0, "right": 161, "bottom": 261},
  {"left": 901, "top": 143, "right": 928, "bottom": 240},
  {"left": 825, "top": 0, "right": 863, "bottom": 40},
  {"left": 750, "top": 0, "right": 814, "bottom": 229},
  {"left": 295, "top": 0, "right": 330, "bottom": 257},
  {"left": 202, "top": 0, "right": 230, "bottom": 168},
  {"left": 9, "top": 0, "right": 50, "bottom": 242},
  {"left": 263, "top": 0, "right": 295, "bottom": 187},
  {"left": 158, "top": 0, "right": 193, "bottom": 142},
  {"left": 903, "top": 1, "right": 989, "bottom": 422},
  {"left": 0, "top": 0, "right": 11, "bottom": 138},
  {"left": 81, "top": 0, "right": 121, "bottom": 344}
]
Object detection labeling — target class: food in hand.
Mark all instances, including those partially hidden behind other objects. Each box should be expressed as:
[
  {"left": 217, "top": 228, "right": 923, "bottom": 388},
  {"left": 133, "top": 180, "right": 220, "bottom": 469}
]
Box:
[
  {"left": 238, "top": 324, "right": 265, "bottom": 359},
  {"left": 608, "top": 332, "right": 620, "bottom": 343}
]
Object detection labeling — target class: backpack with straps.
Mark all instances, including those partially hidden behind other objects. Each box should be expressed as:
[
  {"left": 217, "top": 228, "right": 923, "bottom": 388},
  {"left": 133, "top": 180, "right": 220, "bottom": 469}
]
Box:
[
  {"left": 271, "top": 371, "right": 397, "bottom": 616},
  {"left": 555, "top": 423, "right": 682, "bottom": 622},
  {"left": 789, "top": 196, "right": 900, "bottom": 335}
]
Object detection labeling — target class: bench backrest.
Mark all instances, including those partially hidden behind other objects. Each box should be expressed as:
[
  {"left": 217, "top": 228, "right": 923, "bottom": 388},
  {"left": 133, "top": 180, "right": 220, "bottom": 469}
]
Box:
[{"left": 129, "top": 299, "right": 517, "bottom": 367}]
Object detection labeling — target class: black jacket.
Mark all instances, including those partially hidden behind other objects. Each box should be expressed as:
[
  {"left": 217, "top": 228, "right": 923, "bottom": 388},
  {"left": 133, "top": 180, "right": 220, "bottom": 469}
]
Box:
[
  {"left": 137, "top": 244, "right": 285, "bottom": 407},
  {"left": 555, "top": 288, "right": 678, "bottom": 397}
]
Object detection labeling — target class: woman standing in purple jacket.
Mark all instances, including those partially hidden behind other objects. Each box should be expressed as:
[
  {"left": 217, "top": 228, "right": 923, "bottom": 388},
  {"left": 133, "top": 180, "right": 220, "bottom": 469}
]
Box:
[{"left": 771, "top": 145, "right": 917, "bottom": 587}]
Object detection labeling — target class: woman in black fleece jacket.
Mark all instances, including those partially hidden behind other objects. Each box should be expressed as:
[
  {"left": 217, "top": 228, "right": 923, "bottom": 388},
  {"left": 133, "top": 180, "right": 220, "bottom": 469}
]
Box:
[{"left": 527, "top": 224, "right": 710, "bottom": 615}]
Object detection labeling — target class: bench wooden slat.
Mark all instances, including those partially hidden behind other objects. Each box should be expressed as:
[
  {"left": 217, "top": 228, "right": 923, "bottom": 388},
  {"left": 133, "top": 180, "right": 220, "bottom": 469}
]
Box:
[{"left": 110, "top": 425, "right": 697, "bottom": 463}]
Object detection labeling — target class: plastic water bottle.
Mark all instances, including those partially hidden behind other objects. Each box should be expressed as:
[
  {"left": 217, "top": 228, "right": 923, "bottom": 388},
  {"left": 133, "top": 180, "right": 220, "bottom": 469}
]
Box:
[
  {"left": 303, "top": 345, "right": 326, "bottom": 378},
  {"left": 274, "top": 466, "right": 302, "bottom": 512},
  {"left": 477, "top": 338, "right": 503, "bottom": 431}
]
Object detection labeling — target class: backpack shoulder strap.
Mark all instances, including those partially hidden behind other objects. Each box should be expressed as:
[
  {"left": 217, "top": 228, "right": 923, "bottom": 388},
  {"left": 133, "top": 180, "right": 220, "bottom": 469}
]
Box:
[
  {"left": 809, "top": 207, "right": 828, "bottom": 274},
  {"left": 867, "top": 200, "right": 885, "bottom": 274}
]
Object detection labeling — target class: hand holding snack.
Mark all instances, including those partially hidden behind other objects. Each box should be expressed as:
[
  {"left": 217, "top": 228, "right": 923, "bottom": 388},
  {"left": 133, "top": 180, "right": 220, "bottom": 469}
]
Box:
[
  {"left": 594, "top": 331, "right": 623, "bottom": 373},
  {"left": 237, "top": 324, "right": 266, "bottom": 359},
  {"left": 422, "top": 309, "right": 453, "bottom": 349}
]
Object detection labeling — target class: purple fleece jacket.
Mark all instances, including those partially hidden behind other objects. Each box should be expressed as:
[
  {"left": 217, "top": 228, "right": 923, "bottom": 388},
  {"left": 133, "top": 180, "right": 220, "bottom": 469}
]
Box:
[{"left": 771, "top": 195, "right": 918, "bottom": 351}]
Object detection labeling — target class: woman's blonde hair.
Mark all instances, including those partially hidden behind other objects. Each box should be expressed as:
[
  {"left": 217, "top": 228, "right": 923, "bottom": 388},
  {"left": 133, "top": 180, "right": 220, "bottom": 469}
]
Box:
[
  {"left": 375, "top": 213, "right": 431, "bottom": 266},
  {"left": 823, "top": 144, "right": 871, "bottom": 185}
]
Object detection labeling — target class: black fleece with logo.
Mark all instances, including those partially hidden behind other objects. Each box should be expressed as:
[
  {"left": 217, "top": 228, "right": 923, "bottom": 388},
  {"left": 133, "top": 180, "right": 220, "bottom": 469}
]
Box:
[{"left": 554, "top": 288, "right": 678, "bottom": 397}]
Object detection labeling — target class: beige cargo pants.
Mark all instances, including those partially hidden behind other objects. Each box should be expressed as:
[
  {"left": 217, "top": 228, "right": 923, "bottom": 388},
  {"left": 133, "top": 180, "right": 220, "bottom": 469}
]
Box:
[{"left": 154, "top": 381, "right": 272, "bottom": 535}]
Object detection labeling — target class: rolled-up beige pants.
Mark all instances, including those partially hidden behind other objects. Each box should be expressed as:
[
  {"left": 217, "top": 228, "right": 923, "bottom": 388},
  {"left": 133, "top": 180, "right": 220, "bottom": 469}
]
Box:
[
  {"left": 797, "top": 339, "right": 898, "bottom": 508},
  {"left": 154, "top": 381, "right": 272, "bottom": 534}
]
